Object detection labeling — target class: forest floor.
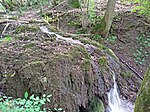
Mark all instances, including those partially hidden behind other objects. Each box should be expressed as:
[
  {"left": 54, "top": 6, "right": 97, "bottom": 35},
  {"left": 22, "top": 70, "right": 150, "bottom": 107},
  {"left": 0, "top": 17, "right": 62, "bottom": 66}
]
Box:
[
  {"left": 40, "top": 1, "right": 149, "bottom": 77},
  {"left": 1, "top": 1, "right": 150, "bottom": 78}
]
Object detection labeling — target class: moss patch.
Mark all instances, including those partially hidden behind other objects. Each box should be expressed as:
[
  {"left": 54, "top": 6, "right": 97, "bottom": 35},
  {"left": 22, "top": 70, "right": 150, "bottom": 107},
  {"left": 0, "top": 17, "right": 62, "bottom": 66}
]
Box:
[
  {"left": 98, "top": 56, "right": 108, "bottom": 67},
  {"left": 79, "top": 38, "right": 105, "bottom": 50},
  {"left": 121, "top": 71, "right": 132, "bottom": 79},
  {"left": 92, "top": 17, "right": 106, "bottom": 36},
  {"left": 14, "top": 25, "right": 39, "bottom": 34},
  {"left": 88, "top": 96, "right": 104, "bottom": 112},
  {"left": 105, "top": 48, "right": 119, "bottom": 60},
  {"left": 70, "top": 45, "right": 91, "bottom": 60}
]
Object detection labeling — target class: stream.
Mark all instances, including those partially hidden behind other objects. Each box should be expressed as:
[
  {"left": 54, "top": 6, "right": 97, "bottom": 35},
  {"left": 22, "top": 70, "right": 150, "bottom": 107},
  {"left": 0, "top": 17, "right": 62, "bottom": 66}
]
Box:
[
  {"left": 40, "top": 26, "right": 134, "bottom": 112},
  {"left": 107, "top": 75, "right": 134, "bottom": 112}
]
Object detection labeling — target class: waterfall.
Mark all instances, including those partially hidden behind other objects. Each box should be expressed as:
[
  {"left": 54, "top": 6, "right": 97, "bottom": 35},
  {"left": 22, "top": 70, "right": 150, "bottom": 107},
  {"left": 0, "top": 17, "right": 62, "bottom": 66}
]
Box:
[
  {"left": 39, "top": 26, "right": 134, "bottom": 112},
  {"left": 107, "top": 75, "right": 134, "bottom": 112}
]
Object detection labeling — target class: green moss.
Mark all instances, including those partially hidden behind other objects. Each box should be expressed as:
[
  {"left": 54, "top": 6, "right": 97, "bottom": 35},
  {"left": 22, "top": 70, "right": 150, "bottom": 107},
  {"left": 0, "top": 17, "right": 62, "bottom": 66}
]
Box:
[
  {"left": 29, "top": 61, "right": 44, "bottom": 66},
  {"left": 0, "top": 36, "right": 14, "bottom": 43},
  {"left": 134, "top": 65, "right": 150, "bottom": 112},
  {"left": 21, "top": 61, "right": 44, "bottom": 71},
  {"left": 79, "top": 38, "right": 105, "bottom": 50},
  {"left": 48, "top": 26, "right": 58, "bottom": 32},
  {"left": 23, "top": 43, "right": 36, "bottom": 48},
  {"left": 71, "top": 36, "right": 80, "bottom": 40},
  {"left": 104, "top": 48, "right": 119, "bottom": 60},
  {"left": 67, "top": 22, "right": 81, "bottom": 27},
  {"left": 98, "top": 56, "right": 108, "bottom": 67},
  {"left": 92, "top": 17, "right": 106, "bottom": 35},
  {"left": 81, "top": 58, "right": 91, "bottom": 71},
  {"left": 14, "top": 25, "right": 39, "bottom": 34},
  {"left": 121, "top": 71, "right": 132, "bottom": 79},
  {"left": 68, "top": 0, "right": 80, "bottom": 8},
  {"left": 88, "top": 96, "right": 104, "bottom": 112},
  {"left": 44, "top": 34, "right": 56, "bottom": 42},
  {"left": 70, "top": 45, "right": 91, "bottom": 60}
]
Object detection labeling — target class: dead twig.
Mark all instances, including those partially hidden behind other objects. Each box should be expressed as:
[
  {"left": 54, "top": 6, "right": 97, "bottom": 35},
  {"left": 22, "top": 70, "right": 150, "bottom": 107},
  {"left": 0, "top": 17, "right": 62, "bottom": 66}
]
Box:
[
  {"left": 0, "top": 19, "right": 45, "bottom": 24},
  {"left": 117, "top": 34, "right": 126, "bottom": 44},
  {"left": 1, "top": 23, "right": 10, "bottom": 38},
  {"left": 138, "top": 20, "right": 150, "bottom": 26},
  {"left": 0, "top": 19, "right": 29, "bottom": 24}
]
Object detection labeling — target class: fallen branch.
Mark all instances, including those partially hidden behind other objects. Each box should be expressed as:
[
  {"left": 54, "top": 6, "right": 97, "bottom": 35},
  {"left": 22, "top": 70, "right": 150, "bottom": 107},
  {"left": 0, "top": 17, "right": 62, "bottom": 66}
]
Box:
[
  {"left": 119, "top": 58, "right": 143, "bottom": 80},
  {"left": 0, "top": 19, "right": 29, "bottom": 24},
  {"left": 138, "top": 20, "right": 150, "bottom": 26},
  {"left": 0, "top": 19, "right": 45, "bottom": 24}
]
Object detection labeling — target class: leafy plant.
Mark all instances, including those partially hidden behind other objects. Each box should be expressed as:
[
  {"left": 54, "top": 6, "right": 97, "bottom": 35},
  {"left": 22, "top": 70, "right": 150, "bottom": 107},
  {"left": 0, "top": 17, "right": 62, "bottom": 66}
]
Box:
[
  {"left": 0, "top": 0, "right": 50, "bottom": 12},
  {"left": 0, "top": 2, "right": 6, "bottom": 12},
  {"left": 76, "top": 28, "right": 87, "bottom": 34},
  {"left": 69, "top": 0, "right": 80, "bottom": 8},
  {"left": 137, "top": 33, "right": 150, "bottom": 48},
  {"left": 106, "top": 35, "right": 117, "bottom": 43},
  {"left": 88, "top": 0, "right": 96, "bottom": 24},
  {"left": 133, "top": 33, "right": 150, "bottom": 64},
  {"left": 132, "top": 0, "right": 150, "bottom": 18},
  {"left": 0, "top": 92, "right": 63, "bottom": 112},
  {"left": 0, "top": 36, "right": 13, "bottom": 43}
]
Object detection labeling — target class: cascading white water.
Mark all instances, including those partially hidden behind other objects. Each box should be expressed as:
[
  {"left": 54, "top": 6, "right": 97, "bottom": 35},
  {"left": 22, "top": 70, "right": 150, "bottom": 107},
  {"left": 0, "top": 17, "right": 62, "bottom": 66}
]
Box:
[{"left": 108, "top": 75, "right": 134, "bottom": 112}]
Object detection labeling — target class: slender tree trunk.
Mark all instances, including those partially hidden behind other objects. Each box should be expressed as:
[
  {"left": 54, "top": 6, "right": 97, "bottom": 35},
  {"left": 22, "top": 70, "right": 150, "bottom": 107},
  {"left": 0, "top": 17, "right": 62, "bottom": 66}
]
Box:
[
  {"left": 103, "top": 0, "right": 116, "bottom": 37},
  {"left": 67, "top": 0, "right": 89, "bottom": 28},
  {"left": 81, "top": 0, "right": 89, "bottom": 28},
  {"left": 92, "top": 0, "right": 116, "bottom": 37}
]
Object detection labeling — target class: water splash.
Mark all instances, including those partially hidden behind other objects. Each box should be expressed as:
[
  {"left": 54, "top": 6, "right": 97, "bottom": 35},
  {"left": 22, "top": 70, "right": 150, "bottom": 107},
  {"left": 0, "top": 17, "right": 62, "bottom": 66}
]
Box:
[{"left": 108, "top": 75, "right": 134, "bottom": 112}]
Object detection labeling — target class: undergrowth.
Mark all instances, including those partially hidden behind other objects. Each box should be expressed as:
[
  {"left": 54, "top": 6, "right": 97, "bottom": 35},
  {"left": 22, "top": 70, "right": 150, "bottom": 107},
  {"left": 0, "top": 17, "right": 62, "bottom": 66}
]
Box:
[
  {"left": 0, "top": 92, "right": 63, "bottom": 112},
  {"left": 133, "top": 33, "right": 150, "bottom": 65}
]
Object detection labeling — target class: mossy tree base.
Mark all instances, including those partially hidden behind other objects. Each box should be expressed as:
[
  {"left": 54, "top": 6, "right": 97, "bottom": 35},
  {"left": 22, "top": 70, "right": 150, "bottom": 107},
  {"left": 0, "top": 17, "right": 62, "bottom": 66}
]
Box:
[{"left": 134, "top": 65, "right": 150, "bottom": 112}]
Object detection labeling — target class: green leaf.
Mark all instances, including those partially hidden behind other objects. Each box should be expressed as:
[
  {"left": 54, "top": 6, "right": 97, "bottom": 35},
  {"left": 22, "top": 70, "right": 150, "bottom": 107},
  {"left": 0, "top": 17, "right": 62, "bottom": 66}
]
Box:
[
  {"left": 30, "top": 95, "right": 35, "bottom": 100},
  {"left": 3, "top": 96, "right": 7, "bottom": 99},
  {"left": 43, "top": 94, "right": 46, "bottom": 98},
  {"left": 58, "top": 108, "right": 63, "bottom": 111},
  {"left": 35, "top": 96, "right": 40, "bottom": 100},
  {"left": 47, "top": 98, "right": 50, "bottom": 102},
  {"left": 19, "top": 99, "right": 26, "bottom": 105},
  {"left": 47, "top": 94, "right": 52, "bottom": 98},
  {"left": 24, "top": 91, "right": 28, "bottom": 99},
  {"left": 40, "top": 99, "right": 46, "bottom": 104}
]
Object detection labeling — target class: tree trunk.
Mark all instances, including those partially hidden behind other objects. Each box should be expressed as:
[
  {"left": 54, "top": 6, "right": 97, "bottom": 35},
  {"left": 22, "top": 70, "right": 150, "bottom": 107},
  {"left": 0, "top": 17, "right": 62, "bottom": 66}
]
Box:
[
  {"left": 67, "top": 0, "right": 89, "bottom": 28},
  {"left": 134, "top": 65, "right": 150, "bottom": 112},
  {"left": 92, "top": 0, "right": 116, "bottom": 37},
  {"left": 81, "top": 0, "right": 89, "bottom": 28}
]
